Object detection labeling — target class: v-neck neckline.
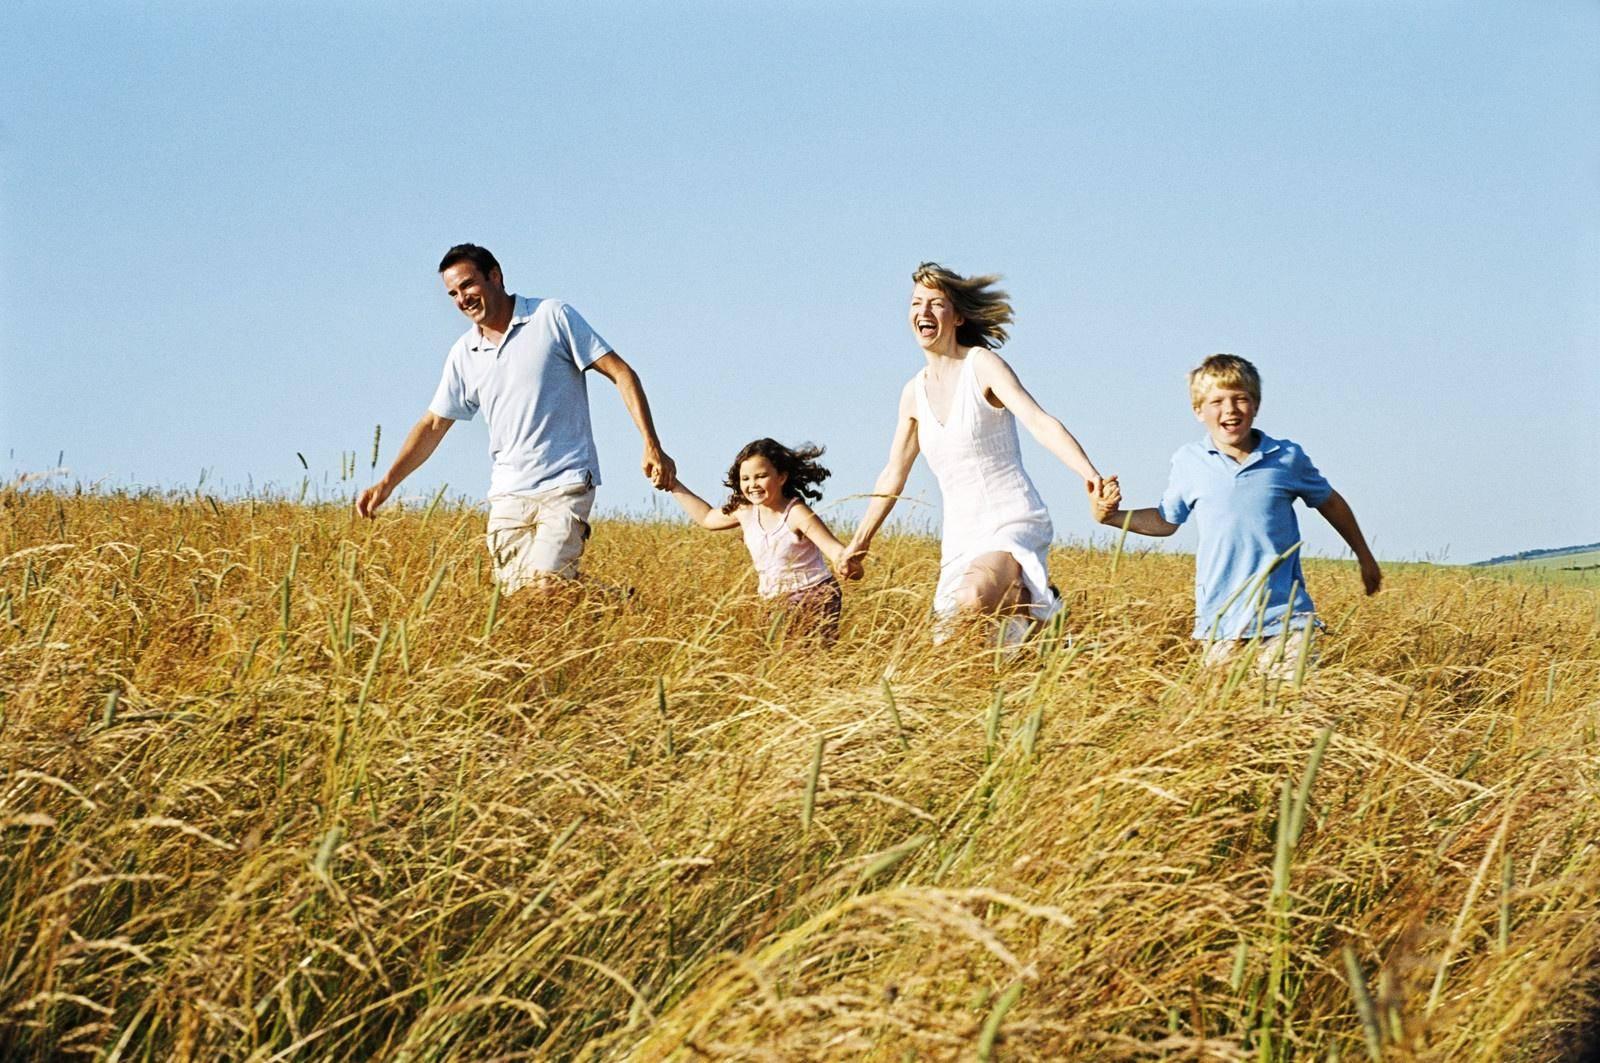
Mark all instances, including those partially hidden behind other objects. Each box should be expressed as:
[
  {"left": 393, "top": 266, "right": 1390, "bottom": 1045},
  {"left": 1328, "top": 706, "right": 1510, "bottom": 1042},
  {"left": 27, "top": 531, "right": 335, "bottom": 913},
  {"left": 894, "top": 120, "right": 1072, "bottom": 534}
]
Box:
[
  {"left": 920, "top": 356, "right": 970, "bottom": 429},
  {"left": 753, "top": 500, "right": 793, "bottom": 535}
]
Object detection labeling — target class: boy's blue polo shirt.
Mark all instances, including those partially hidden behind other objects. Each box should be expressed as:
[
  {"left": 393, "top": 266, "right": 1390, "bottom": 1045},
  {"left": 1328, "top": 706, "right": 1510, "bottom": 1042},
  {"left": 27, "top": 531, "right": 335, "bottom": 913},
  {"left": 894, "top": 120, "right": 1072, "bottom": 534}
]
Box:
[{"left": 1158, "top": 431, "right": 1332, "bottom": 640}]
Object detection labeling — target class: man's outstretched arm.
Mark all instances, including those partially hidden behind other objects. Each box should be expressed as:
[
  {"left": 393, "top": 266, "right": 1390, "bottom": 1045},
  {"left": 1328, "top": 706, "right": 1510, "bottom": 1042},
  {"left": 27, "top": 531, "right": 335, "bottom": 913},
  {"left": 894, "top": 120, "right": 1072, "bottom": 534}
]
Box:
[
  {"left": 590, "top": 352, "right": 675, "bottom": 489},
  {"left": 356, "top": 412, "right": 453, "bottom": 517}
]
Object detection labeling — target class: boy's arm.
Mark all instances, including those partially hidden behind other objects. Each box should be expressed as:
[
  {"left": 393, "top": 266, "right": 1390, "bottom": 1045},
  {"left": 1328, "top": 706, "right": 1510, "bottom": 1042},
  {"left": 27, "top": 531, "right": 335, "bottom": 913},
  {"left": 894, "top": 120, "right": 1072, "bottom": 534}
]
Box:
[
  {"left": 1101, "top": 507, "right": 1181, "bottom": 537},
  {"left": 789, "top": 502, "right": 851, "bottom": 569},
  {"left": 1315, "top": 489, "right": 1382, "bottom": 594},
  {"left": 1088, "top": 478, "right": 1180, "bottom": 536},
  {"left": 669, "top": 480, "right": 741, "bottom": 531}
]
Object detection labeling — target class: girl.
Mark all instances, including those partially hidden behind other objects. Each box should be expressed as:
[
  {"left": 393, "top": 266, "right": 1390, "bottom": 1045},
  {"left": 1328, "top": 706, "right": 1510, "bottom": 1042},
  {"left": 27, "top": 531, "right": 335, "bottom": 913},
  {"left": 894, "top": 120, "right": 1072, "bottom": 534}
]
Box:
[
  {"left": 839, "top": 263, "right": 1105, "bottom": 646},
  {"left": 670, "top": 438, "right": 855, "bottom": 643}
]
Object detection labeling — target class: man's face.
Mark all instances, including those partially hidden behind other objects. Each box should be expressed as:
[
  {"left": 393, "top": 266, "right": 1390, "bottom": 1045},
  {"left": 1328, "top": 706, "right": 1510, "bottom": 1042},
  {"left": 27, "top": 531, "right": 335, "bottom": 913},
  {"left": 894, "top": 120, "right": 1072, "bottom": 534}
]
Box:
[
  {"left": 441, "top": 262, "right": 508, "bottom": 327},
  {"left": 1194, "top": 383, "right": 1259, "bottom": 452}
]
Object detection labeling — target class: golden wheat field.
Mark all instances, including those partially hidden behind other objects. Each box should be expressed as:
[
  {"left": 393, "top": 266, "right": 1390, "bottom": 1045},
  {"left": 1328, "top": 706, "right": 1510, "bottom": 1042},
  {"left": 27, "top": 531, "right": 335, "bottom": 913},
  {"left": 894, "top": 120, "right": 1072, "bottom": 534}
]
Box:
[{"left": 1, "top": 488, "right": 1598, "bottom": 1061}]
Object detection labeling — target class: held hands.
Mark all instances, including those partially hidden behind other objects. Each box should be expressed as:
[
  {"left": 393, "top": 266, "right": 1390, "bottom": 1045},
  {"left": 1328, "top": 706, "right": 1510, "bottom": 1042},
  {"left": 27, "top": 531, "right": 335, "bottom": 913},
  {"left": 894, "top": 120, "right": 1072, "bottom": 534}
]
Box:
[
  {"left": 835, "top": 539, "right": 867, "bottom": 581},
  {"left": 1086, "top": 475, "right": 1121, "bottom": 524},
  {"left": 642, "top": 445, "right": 676, "bottom": 491}
]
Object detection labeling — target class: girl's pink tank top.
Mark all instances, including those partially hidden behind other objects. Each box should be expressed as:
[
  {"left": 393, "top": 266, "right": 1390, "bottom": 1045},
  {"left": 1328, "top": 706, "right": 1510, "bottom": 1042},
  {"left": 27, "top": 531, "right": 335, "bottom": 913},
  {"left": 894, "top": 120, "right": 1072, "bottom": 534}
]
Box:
[{"left": 739, "top": 499, "right": 833, "bottom": 598}]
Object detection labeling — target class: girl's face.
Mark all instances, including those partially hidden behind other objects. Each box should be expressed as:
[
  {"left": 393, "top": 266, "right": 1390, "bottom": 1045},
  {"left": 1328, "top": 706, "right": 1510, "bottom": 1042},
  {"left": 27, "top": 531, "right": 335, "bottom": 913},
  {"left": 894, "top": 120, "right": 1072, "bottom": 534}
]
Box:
[
  {"left": 909, "top": 283, "right": 963, "bottom": 351},
  {"left": 739, "top": 455, "right": 787, "bottom": 507}
]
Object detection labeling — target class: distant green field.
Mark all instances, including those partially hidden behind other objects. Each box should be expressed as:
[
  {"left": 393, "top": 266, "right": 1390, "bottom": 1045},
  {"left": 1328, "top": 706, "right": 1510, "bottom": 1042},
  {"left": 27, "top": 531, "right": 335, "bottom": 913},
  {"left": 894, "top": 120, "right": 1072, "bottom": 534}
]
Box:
[{"left": 1475, "top": 548, "right": 1600, "bottom": 587}]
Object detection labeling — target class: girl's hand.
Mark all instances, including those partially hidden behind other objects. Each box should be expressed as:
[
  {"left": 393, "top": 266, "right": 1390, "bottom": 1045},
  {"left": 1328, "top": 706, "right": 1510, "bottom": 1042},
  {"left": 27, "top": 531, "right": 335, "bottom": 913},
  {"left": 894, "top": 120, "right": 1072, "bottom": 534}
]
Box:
[
  {"left": 836, "top": 539, "right": 867, "bottom": 581},
  {"left": 643, "top": 445, "right": 676, "bottom": 490}
]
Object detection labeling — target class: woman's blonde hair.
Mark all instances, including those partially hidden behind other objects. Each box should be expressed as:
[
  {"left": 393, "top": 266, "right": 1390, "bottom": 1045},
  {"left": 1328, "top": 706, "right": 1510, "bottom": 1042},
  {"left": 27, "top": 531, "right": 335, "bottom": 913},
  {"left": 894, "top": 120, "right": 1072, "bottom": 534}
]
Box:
[
  {"left": 912, "top": 262, "right": 1013, "bottom": 349},
  {"left": 1187, "top": 354, "right": 1262, "bottom": 408}
]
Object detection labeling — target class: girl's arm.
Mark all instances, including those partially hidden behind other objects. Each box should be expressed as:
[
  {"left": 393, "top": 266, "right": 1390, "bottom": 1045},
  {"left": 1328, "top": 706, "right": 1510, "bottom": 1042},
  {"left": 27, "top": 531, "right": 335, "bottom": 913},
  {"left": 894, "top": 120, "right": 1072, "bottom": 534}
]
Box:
[
  {"left": 842, "top": 381, "right": 922, "bottom": 564},
  {"left": 971, "top": 347, "right": 1102, "bottom": 489},
  {"left": 788, "top": 501, "right": 850, "bottom": 568},
  {"left": 669, "top": 480, "right": 742, "bottom": 531}
]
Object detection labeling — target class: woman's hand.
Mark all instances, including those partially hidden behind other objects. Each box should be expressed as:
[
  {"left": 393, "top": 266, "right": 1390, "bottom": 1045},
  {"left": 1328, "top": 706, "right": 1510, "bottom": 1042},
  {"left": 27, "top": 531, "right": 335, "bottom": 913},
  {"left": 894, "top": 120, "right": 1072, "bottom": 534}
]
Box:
[
  {"left": 836, "top": 539, "right": 867, "bottom": 581},
  {"left": 1087, "top": 476, "right": 1121, "bottom": 524}
]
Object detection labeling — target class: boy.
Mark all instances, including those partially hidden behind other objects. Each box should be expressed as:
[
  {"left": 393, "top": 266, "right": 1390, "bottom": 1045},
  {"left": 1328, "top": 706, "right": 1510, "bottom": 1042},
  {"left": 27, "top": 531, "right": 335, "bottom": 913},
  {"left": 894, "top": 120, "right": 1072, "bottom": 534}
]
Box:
[{"left": 1089, "top": 354, "right": 1381, "bottom": 678}]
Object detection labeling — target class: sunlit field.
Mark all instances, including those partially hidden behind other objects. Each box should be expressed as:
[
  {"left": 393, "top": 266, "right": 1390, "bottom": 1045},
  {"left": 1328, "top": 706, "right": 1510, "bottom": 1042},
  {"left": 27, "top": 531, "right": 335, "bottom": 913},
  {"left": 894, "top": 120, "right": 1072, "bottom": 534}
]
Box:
[
  {"left": 2, "top": 489, "right": 1597, "bottom": 1061},
  {"left": 1474, "top": 550, "right": 1600, "bottom": 590}
]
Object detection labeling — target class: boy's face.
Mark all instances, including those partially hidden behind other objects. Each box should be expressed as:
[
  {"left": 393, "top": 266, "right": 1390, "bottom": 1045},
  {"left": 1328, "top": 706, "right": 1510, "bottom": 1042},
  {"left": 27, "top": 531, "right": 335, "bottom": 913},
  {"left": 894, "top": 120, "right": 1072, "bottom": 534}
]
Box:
[{"left": 1194, "top": 383, "right": 1259, "bottom": 452}]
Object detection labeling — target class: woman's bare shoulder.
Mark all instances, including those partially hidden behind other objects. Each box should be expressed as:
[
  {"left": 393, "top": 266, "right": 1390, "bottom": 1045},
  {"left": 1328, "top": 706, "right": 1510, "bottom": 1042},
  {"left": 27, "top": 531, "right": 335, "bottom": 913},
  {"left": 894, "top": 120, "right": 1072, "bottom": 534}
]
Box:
[{"left": 898, "top": 375, "right": 921, "bottom": 414}]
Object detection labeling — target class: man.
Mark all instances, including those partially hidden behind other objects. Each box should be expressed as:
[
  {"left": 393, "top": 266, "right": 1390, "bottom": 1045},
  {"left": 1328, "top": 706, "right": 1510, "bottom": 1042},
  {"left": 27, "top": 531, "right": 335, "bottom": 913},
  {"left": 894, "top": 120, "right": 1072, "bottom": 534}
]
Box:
[{"left": 356, "top": 244, "right": 675, "bottom": 592}]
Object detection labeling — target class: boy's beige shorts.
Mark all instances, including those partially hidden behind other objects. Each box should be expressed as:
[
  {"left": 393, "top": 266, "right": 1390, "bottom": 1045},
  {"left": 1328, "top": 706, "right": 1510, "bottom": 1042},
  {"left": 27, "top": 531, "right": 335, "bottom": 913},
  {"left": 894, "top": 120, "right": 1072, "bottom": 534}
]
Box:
[
  {"left": 485, "top": 483, "right": 595, "bottom": 591},
  {"left": 1202, "top": 620, "right": 1319, "bottom": 682}
]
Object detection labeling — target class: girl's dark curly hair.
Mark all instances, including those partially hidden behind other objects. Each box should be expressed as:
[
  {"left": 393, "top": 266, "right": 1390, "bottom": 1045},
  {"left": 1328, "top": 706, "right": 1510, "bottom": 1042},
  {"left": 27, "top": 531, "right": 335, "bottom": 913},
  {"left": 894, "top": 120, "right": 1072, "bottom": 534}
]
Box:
[{"left": 720, "top": 438, "right": 831, "bottom": 514}]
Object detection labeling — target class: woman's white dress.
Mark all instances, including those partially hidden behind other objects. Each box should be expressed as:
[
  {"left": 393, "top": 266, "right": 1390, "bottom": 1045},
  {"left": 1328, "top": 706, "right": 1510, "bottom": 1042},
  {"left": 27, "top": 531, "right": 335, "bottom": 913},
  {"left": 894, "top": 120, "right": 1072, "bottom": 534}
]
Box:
[{"left": 914, "top": 354, "right": 1062, "bottom": 624}]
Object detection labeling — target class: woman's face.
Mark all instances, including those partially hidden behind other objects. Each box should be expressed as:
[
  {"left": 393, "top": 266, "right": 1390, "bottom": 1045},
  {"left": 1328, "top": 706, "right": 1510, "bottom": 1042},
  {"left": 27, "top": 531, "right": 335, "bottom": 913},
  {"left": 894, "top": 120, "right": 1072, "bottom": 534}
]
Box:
[{"left": 909, "top": 283, "right": 963, "bottom": 351}]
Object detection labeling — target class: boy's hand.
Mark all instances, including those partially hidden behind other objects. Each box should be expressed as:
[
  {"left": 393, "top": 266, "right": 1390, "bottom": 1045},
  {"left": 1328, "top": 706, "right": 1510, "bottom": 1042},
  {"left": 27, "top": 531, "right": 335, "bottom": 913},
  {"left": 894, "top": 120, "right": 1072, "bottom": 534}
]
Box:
[
  {"left": 1087, "top": 476, "right": 1121, "bottom": 524},
  {"left": 1358, "top": 556, "right": 1382, "bottom": 595}
]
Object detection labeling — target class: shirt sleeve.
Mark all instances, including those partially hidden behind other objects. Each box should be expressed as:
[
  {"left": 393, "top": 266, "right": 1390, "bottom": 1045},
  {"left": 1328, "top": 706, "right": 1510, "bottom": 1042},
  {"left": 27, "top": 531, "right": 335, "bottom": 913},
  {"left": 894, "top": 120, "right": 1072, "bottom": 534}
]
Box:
[
  {"left": 1157, "top": 452, "right": 1193, "bottom": 526},
  {"left": 1289, "top": 444, "right": 1333, "bottom": 507},
  {"left": 554, "top": 302, "right": 613, "bottom": 371},
  {"left": 427, "top": 343, "right": 478, "bottom": 421}
]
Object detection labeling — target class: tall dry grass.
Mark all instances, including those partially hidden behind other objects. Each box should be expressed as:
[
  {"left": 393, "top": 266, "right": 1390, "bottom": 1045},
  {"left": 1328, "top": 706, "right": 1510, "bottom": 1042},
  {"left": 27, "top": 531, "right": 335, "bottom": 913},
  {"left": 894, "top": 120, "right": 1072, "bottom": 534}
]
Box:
[{"left": 1, "top": 488, "right": 1597, "bottom": 1060}]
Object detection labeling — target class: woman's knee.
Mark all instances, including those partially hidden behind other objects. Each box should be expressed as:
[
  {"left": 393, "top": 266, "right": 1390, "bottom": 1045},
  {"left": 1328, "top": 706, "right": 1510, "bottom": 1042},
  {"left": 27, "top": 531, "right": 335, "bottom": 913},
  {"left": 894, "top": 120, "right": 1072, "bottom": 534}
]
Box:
[{"left": 952, "top": 582, "right": 990, "bottom": 613}]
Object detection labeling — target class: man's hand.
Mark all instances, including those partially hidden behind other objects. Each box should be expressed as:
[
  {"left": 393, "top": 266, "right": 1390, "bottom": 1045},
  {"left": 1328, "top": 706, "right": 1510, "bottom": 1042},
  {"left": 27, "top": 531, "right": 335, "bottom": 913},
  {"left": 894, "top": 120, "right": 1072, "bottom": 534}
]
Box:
[
  {"left": 1358, "top": 556, "right": 1382, "bottom": 596},
  {"left": 1087, "top": 476, "right": 1121, "bottom": 524},
  {"left": 643, "top": 446, "right": 676, "bottom": 490},
  {"left": 356, "top": 480, "right": 393, "bottom": 519},
  {"left": 358, "top": 412, "right": 452, "bottom": 520}
]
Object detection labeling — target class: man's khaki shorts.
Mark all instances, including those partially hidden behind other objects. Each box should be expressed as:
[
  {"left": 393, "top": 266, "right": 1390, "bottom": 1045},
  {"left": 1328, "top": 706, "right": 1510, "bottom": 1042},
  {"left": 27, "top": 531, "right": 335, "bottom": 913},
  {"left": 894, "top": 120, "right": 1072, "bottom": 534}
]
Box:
[
  {"left": 485, "top": 484, "right": 595, "bottom": 591},
  {"left": 1202, "top": 620, "right": 1319, "bottom": 682}
]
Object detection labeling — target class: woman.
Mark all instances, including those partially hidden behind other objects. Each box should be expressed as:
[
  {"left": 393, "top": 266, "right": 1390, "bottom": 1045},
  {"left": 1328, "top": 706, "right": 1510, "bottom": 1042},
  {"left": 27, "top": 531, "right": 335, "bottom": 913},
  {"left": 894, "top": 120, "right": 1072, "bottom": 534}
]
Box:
[{"left": 840, "top": 263, "right": 1104, "bottom": 643}]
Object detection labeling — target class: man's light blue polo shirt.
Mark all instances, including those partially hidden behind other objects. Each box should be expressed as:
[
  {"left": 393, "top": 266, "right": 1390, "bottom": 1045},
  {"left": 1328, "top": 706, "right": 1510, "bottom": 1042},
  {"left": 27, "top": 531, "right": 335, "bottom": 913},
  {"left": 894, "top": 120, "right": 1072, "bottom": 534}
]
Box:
[
  {"left": 1158, "top": 431, "right": 1333, "bottom": 640},
  {"left": 429, "top": 295, "right": 612, "bottom": 499}
]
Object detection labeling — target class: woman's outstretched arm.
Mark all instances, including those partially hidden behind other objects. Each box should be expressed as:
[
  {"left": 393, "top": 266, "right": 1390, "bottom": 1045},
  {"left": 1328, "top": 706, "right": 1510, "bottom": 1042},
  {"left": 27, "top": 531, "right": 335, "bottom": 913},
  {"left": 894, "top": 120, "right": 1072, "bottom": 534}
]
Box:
[
  {"left": 840, "top": 381, "right": 921, "bottom": 570},
  {"left": 972, "top": 348, "right": 1102, "bottom": 489}
]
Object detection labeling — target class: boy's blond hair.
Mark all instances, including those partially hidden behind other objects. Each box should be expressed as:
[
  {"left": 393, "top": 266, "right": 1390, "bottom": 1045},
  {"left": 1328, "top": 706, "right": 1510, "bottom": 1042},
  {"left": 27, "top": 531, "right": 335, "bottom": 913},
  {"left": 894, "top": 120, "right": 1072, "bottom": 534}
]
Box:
[{"left": 1188, "top": 354, "right": 1261, "bottom": 409}]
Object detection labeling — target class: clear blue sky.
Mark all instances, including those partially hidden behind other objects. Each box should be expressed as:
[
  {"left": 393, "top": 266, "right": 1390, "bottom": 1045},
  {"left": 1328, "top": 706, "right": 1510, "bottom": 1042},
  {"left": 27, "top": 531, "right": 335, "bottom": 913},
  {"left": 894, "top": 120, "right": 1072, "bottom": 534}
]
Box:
[{"left": 4, "top": 1, "right": 1596, "bottom": 563}]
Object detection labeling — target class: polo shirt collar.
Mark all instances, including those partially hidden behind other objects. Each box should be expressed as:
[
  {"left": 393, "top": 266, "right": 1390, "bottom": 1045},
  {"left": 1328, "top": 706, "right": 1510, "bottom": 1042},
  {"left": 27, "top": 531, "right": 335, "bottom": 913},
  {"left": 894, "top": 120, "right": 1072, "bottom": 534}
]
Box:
[
  {"left": 466, "top": 294, "right": 534, "bottom": 352},
  {"left": 1202, "top": 429, "right": 1281, "bottom": 468}
]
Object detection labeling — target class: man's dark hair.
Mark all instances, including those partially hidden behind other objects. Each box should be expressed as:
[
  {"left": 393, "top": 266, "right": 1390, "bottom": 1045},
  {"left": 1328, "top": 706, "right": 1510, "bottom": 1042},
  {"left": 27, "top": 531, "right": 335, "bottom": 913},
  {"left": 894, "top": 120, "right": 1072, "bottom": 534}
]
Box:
[{"left": 438, "top": 244, "right": 501, "bottom": 277}]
